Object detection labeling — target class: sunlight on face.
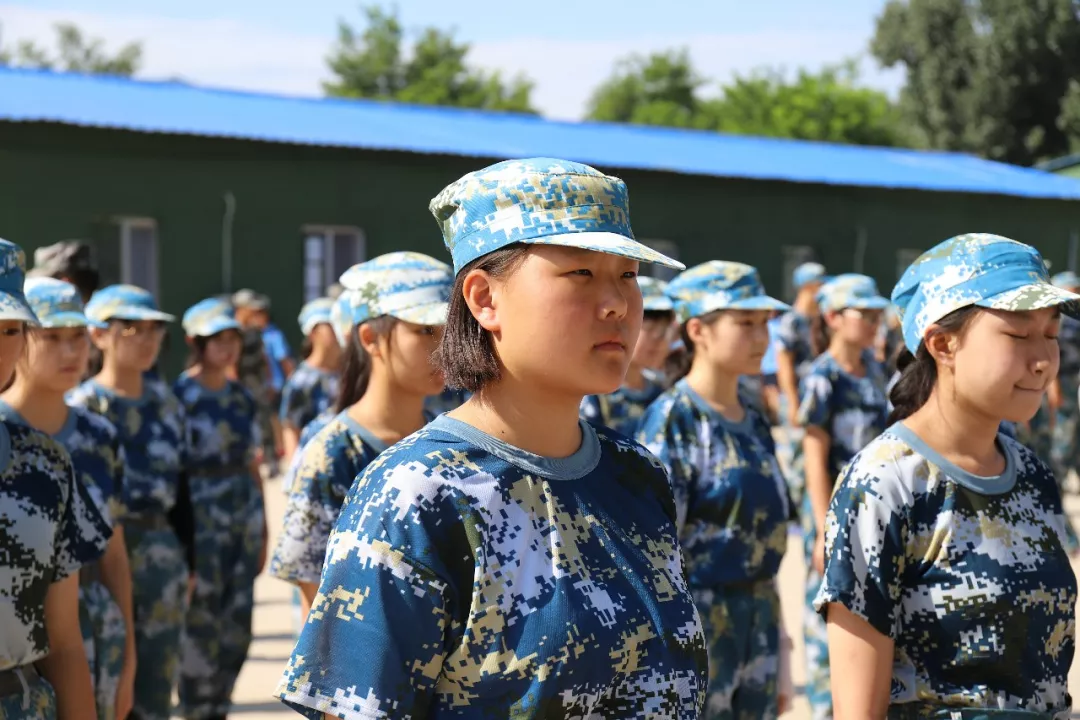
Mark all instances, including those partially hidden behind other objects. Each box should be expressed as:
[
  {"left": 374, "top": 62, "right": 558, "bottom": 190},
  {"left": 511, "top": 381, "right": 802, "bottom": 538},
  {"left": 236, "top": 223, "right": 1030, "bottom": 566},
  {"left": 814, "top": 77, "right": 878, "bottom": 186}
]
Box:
[
  {"left": 203, "top": 330, "right": 242, "bottom": 371},
  {"left": 826, "top": 307, "right": 881, "bottom": 349},
  {"left": 23, "top": 327, "right": 91, "bottom": 393},
  {"left": 693, "top": 310, "right": 772, "bottom": 376},
  {"left": 380, "top": 320, "right": 445, "bottom": 398},
  {"left": 0, "top": 320, "right": 26, "bottom": 389}
]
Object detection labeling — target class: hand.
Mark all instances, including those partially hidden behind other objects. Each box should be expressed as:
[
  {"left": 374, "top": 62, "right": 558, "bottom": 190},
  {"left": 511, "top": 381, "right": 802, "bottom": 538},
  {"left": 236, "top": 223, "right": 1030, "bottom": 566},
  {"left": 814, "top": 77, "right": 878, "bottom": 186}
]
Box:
[
  {"left": 778, "top": 693, "right": 791, "bottom": 716},
  {"left": 186, "top": 573, "right": 197, "bottom": 606},
  {"left": 115, "top": 657, "right": 136, "bottom": 720},
  {"left": 812, "top": 532, "right": 826, "bottom": 575}
]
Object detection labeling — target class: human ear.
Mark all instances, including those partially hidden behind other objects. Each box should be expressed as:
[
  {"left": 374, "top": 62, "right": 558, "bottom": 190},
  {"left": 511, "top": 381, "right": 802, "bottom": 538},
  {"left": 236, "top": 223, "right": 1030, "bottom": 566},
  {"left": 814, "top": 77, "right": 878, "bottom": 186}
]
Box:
[
  {"left": 88, "top": 326, "right": 110, "bottom": 352},
  {"left": 461, "top": 269, "right": 501, "bottom": 333},
  {"left": 685, "top": 317, "right": 708, "bottom": 348},
  {"left": 923, "top": 327, "right": 958, "bottom": 369},
  {"left": 357, "top": 322, "right": 382, "bottom": 358}
]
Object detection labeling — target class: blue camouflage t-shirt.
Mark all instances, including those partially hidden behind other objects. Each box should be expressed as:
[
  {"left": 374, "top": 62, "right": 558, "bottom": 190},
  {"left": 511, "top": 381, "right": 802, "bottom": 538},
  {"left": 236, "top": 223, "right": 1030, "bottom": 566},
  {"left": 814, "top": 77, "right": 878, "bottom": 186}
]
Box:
[
  {"left": 580, "top": 376, "right": 665, "bottom": 438},
  {"left": 638, "top": 379, "right": 790, "bottom": 587},
  {"left": 276, "top": 414, "right": 708, "bottom": 719},
  {"left": 270, "top": 412, "right": 389, "bottom": 587},
  {"left": 0, "top": 420, "right": 112, "bottom": 669},
  {"left": 279, "top": 362, "right": 339, "bottom": 432},
  {"left": 68, "top": 378, "right": 186, "bottom": 518},
  {"left": 173, "top": 373, "right": 260, "bottom": 476},
  {"left": 776, "top": 310, "right": 815, "bottom": 381},
  {"left": 815, "top": 423, "right": 1076, "bottom": 713}
]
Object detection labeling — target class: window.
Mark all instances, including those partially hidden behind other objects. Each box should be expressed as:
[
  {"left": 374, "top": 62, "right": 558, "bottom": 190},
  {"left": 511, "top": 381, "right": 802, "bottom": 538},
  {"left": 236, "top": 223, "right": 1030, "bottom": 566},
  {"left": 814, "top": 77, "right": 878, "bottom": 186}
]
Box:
[
  {"left": 118, "top": 218, "right": 159, "bottom": 297},
  {"left": 638, "top": 239, "right": 680, "bottom": 281},
  {"left": 302, "top": 226, "right": 366, "bottom": 302},
  {"left": 781, "top": 245, "right": 817, "bottom": 301},
  {"left": 896, "top": 248, "right": 923, "bottom": 280}
]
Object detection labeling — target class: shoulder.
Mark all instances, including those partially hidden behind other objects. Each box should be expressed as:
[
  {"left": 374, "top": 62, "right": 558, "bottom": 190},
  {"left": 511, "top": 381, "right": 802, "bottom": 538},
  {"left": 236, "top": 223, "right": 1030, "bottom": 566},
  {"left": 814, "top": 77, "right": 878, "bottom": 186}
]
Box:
[
  {"left": 834, "top": 429, "right": 926, "bottom": 506},
  {"left": 6, "top": 422, "right": 73, "bottom": 478},
  {"left": 172, "top": 374, "right": 200, "bottom": 405},
  {"left": 71, "top": 407, "right": 120, "bottom": 445},
  {"left": 66, "top": 380, "right": 103, "bottom": 408},
  {"left": 594, "top": 424, "right": 668, "bottom": 474},
  {"left": 1004, "top": 433, "right": 1058, "bottom": 490}
]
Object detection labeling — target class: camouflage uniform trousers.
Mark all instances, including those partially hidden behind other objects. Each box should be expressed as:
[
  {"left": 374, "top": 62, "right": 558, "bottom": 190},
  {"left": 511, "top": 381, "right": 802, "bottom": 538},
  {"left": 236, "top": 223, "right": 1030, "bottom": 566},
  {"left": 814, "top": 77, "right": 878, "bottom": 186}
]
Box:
[
  {"left": 79, "top": 578, "right": 127, "bottom": 720},
  {"left": 125, "top": 521, "right": 188, "bottom": 720},
  {"left": 0, "top": 671, "right": 56, "bottom": 720},
  {"left": 178, "top": 473, "right": 265, "bottom": 720},
  {"left": 776, "top": 397, "right": 805, "bottom": 515},
  {"left": 693, "top": 582, "right": 781, "bottom": 720},
  {"left": 242, "top": 377, "right": 273, "bottom": 465}
]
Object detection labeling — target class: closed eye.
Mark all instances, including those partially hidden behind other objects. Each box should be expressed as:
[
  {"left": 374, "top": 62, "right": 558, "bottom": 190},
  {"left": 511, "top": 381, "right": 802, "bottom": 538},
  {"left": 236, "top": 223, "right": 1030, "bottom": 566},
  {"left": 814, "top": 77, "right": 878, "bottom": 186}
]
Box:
[{"left": 569, "top": 269, "right": 592, "bottom": 277}]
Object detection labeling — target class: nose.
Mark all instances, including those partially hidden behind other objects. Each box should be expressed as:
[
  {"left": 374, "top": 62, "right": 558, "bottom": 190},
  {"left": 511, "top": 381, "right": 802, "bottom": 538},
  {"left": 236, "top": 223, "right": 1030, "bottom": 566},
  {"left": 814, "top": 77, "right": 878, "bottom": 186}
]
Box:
[{"left": 598, "top": 276, "right": 632, "bottom": 321}]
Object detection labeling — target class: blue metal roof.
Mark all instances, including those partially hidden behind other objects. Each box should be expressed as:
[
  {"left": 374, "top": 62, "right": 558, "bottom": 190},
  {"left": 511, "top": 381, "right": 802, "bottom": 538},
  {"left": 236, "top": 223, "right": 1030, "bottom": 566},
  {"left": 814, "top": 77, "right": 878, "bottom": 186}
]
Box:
[{"left": 3, "top": 66, "right": 1080, "bottom": 200}]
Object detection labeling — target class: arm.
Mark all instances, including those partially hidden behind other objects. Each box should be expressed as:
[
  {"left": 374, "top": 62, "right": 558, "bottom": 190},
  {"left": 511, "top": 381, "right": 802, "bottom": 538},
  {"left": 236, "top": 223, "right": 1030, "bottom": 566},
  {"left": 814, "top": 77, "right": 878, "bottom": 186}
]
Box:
[
  {"left": 776, "top": 349, "right": 800, "bottom": 426},
  {"left": 803, "top": 427, "right": 833, "bottom": 573},
  {"left": 280, "top": 357, "right": 296, "bottom": 379},
  {"left": 98, "top": 526, "right": 136, "bottom": 719},
  {"left": 39, "top": 574, "right": 97, "bottom": 720},
  {"left": 827, "top": 605, "right": 894, "bottom": 719}
]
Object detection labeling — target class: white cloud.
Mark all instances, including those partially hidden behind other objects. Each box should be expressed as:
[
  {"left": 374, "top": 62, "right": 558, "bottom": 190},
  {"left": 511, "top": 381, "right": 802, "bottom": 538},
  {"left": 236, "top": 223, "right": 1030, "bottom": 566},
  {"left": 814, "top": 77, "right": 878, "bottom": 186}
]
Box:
[{"left": 0, "top": 4, "right": 903, "bottom": 118}]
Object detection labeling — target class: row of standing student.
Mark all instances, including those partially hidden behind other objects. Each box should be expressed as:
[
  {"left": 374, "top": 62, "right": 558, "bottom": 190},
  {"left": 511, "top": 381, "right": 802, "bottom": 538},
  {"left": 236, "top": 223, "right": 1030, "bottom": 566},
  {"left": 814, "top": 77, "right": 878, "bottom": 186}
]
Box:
[
  {"left": 0, "top": 266, "right": 274, "bottom": 720},
  {"left": 265, "top": 156, "right": 1076, "bottom": 719}
]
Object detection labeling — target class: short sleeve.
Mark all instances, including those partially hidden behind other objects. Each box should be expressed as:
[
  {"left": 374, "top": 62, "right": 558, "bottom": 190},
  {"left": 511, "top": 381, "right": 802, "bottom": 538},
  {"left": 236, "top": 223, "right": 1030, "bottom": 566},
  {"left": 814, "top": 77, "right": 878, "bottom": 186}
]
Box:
[
  {"left": 280, "top": 381, "right": 304, "bottom": 428},
  {"left": 55, "top": 458, "right": 112, "bottom": 581},
  {"left": 776, "top": 313, "right": 800, "bottom": 352},
  {"left": 267, "top": 331, "right": 290, "bottom": 362},
  {"left": 797, "top": 370, "right": 834, "bottom": 430},
  {"left": 813, "top": 460, "right": 908, "bottom": 638},
  {"left": 637, "top": 396, "right": 701, "bottom": 534}
]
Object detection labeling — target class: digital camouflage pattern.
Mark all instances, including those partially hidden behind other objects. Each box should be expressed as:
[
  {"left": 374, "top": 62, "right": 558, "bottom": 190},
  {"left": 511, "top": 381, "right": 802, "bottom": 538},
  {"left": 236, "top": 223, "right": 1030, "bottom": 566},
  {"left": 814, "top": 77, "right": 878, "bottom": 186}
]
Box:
[
  {"left": 181, "top": 298, "right": 241, "bottom": 339},
  {"left": 337, "top": 251, "right": 453, "bottom": 327},
  {"left": 429, "top": 157, "right": 683, "bottom": 274},
  {"left": 173, "top": 373, "right": 264, "bottom": 720},
  {"left": 637, "top": 276, "right": 675, "bottom": 312},
  {"left": 0, "top": 421, "right": 111, "bottom": 669},
  {"left": 638, "top": 379, "right": 790, "bottom": 718},
  {"left": 775, "top": 311, "right": 816, "bottom": 384},
  {"left": 23, "top": 276, "right": 105, "bottom": 329},
  {"left": 664, "top": 261, "right": 789, "bottom": 323},
  {"left": 775, "top": 310, "right": 815, "bottom": 513},
  {"left": 815, "top": 273, "right": 889, "bottom": 313},
  {"left": 276, "top": 414, "right": 708, "bottom": 719},
  {"left": 0, "top": 672, "right": 57, "bottom": 719},
  {"left": 67, "top": 378, "right": 187, "bottom": 720},
  {"left": 580, "top": 377, "right": 665, "bottom": 438},
  {"left": 84, "top": 284, "right": 176, "bottom": 324},
  {"left": 1052, "top": 315, "right": 1080, "bottom": 482},
  {"left": 269, "top": 412, "right": 388, "bottom": 587},
  {"left": 891, "top": 233, "right": 1080, "bottom": 354},
  {"left": 815, "top": 424, "right": 1076, "bottom": 715},
  {"left": 0, "top": 238, "right": 40, "bottom": 326},
  {"left": 298, "top": 298, "right": 334, "bottom": 336},
  {"left": 79, "top": 581, "right": 127, "bottom": 720},
  {"left": 279, "top": 362, "right": 339, "bottom": 434},
  {"left": 797, "top": 349, "right": 889, "bottom": 720}
]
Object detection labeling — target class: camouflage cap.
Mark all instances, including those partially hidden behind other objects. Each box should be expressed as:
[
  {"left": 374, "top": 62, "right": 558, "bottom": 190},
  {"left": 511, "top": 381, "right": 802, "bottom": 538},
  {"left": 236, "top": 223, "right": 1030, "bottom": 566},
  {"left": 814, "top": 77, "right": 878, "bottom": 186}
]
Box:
[
  {"left": 24, "top": 277, "right": 101, "bottom": 328},
  {"left": 298, "top": 298, "right": 334, "bottom": 336},
  {"left": 429, "top": 157, "right": 684, "bottom": 275},
  {"left": 232, "top": 288, "right": 269, "bottom": 312},
  {"left": 0, "top": 239, "right": 39, "bottom": 325},
  {"left": 817, "top": 273, "right": 890, "bottom": 313},
  {"left": 31, "top": 241, "right": 96, "bottom": 277},
  {"left": 1052, "top": 271, "right": 1080, "bottom": 290},
  {"left": 338, "top": 252, "right": 453, "bottom": 330},
  {"left": 792, "top": 261, "right": 827, "bottom": 290},
  {"left": 892, "top": 233, "right": 1080, "bottom": 353},
  {"left": 85, "top": 284, "right": 175, "bottom": 324},
  {"left": 638, "top": 276, "right": 674, "bottom": 312},
  {"left": 666, "top": 261, "right": 789, "bottom": 323},
  {"left": 182, "top": 297, "right": 242, "bottom": 338}
]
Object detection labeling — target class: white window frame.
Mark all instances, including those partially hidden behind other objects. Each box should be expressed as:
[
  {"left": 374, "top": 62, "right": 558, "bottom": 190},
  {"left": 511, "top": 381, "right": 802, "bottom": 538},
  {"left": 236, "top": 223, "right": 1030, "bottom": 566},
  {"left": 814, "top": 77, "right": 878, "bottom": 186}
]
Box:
[
  {"left": 781, "top": 245, "right": 817, "bottom": 301},
  {"left": 896, "top": 248, "right": 923, "bottom": 280},
  {"left": 117, "top": 217, "right": 160, "bottom": 298},
  {"left": 302, "top": 225, "right": 366, "bottom": 302},
  {"left": 638, "top": 239, "right": 680, "bottom": 281}
]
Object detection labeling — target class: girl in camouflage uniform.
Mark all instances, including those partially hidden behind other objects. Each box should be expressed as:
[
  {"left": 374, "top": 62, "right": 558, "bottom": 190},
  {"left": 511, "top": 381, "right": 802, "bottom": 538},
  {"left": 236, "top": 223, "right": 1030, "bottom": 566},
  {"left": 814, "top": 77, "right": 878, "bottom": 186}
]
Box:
[
  {"left": 276, "top": 158, "right": 709, "bottom": 718},
  {"left": 278, "top": 298, "right": 340, "bottom": 462},
  {"left": 270, "top": 252, "right": 451, "bottom": 620},
  {"left": 638, "top": 261, "right": 794, "bottom": 719},
  {"left": 798, "top": 274, "right": 890, "bottom": 720},
  {"left": 1, "top": 277, "right": 136, "bottom": 720},
  {"left": 69, "top": 284, "right": 189, "bottom": 720},
  {"left": 816, "top": 234, "right": 1078, "bottom": 719},
  {"left": 0, "top": 239, "right": 111, "bottom": 720},
  {"left": 174, "top": 298, "right": 267, "bottom": 720}
]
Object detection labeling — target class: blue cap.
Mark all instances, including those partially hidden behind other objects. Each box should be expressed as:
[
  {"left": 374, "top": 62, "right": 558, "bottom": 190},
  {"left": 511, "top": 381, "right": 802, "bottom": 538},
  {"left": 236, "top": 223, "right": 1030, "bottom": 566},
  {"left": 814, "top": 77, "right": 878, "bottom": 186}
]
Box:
[
  {"left": 666, "top": 261, "right": 789, "bottom": 323},
  {"left": 638, "top": 276, "right": 674, "bottom": 312},
  {"left": 793, "top": 262, "right": 827, "bottom": 290},
  {"left": 0, "top": 239, "right": 38, "bottom": 325},
  {"left": 429, "top": 158, "right": 684, "bottom": 275},
  {"left": 817, "top": 274, "right": 890, "bottom": 313},
  {"left": 298, "top": 298, "right": 334, "bottom": 336},
  {"left": 24, "top": 277, "right": 100, "bottom": 328},
  {"left": 182, "top": 298, "right": 241, "bottom": 338},
  {"left": 892, "top": 233, "right": 1080, "bottom": 353},
  {"left": 338, "top": 252, "right": 453, "bottom": 330},
  {"left": 1052, "top": 271, "right": 1080, "bottom": 290},
  {"left": 85, "top": 284, "right": 174, "bottom": 324}
]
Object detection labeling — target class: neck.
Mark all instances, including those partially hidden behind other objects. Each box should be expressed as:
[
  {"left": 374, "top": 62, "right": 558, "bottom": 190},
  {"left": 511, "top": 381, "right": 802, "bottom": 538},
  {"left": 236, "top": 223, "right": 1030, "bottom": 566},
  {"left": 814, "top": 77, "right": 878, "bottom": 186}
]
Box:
[
  {"left": 96, "top": 361, "right": 144, "bottom": 398},
  {"left": 449, "top": 372, "right": 583, "bottom": 458},
  {"left": 902, "top": 386, "right": 1003, "bottom": 474},
  {"left": 684, "top": 361, "right": 744, "bottom": 421},
  {"left": 348, "top": 375, "right": 428, "bottom": 444},
  {"left": 624, "top": 363, "right": 647, "bottom": 390},
  {"left": 2, "top": 380, "right": 69, "bottom": 435},
  {"left": 188, "top": 364, "right": 228, "bottom": 391},
  {"left": 828, "top": 340, "right": 865, "bottom": 373},
  {"left": 306, "top": 348, "right": 338, "bottom": 372},
  {"left": 794, "top": 293, "right": 817, "bottom": 316}
]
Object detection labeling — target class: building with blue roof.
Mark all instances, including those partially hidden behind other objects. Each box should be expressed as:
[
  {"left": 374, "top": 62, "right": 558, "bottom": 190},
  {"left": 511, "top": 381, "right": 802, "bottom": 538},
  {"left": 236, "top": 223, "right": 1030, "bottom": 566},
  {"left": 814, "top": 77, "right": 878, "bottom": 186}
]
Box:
[{"left": 2, "top": 66, "right": 1080, "bottom": 372}]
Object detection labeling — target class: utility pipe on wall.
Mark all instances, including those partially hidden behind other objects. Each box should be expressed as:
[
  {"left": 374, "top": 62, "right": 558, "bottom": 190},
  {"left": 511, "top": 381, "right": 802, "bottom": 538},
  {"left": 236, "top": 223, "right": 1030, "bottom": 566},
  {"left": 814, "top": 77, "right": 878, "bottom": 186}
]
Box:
[{"left": 222, "top": 192, "right": 236, "bottom": 293}]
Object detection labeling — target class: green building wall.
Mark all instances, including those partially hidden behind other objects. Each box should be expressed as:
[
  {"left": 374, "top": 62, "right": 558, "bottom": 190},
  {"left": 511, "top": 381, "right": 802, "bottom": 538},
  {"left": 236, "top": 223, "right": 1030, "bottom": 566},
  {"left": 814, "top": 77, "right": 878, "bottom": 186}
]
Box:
[{"left": 3, "top": 122, "right": 1080, "bottom": 375}]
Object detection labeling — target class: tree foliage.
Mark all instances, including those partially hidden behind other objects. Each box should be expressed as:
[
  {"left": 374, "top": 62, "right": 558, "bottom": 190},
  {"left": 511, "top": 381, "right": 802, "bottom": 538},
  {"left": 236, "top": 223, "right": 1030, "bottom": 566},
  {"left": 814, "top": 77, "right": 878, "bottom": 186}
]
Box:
[
  {"left": 0, "top": 22, "right": 142, "bottom": 76},
  {"left": 324, "top": 5, "right": 535, "bottom": 113},
  {"left": 872, "top": 0, "right": 1080, "bottom": 165}
]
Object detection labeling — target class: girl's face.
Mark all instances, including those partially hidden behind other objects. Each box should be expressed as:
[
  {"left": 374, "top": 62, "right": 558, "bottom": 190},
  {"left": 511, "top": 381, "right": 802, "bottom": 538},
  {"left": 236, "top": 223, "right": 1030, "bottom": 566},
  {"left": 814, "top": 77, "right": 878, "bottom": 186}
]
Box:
[
  {"left": 947, "top": 308, "right": 1060, "bottom": 423},
  {"left": 203, "top": 329, "right": 242, "bottom": 371},
  {"left": 632, "top": 313, "right": 676, "bottom": 371},
  {"left": 0, "top": 321, "right": 26, "bottom": 389},
  {"left": 23, "top": 327, "right": 90, "bottom": 393},
  {"left": 92, "top": 320, "right": 166, "bottom": 372},
  {"left": 690, "top": 310, "right": 772, "bottom": 376},
  {"left": 477, "top": 246, "right": 643, "bottom": 397},
  {"left": 826, "top": 307, "right": 882, "bottom": 349},
  {"left": 379, "top": 321, "right": 445, "bottom": 397}
]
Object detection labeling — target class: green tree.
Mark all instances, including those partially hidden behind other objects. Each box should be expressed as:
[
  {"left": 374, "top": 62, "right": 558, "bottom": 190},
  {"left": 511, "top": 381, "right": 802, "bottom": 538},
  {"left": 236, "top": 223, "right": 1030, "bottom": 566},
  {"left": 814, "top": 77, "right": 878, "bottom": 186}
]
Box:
[
  {"left": 872, "top": 0, "right": 1080, "bottom": 165},
  {"left": 0, "top": 22, "right": 142, "bottom": 76},
  {"left": 324, "top": 5, "right": 535, "bottom": 113},
  {"left": 585, "top": 49, "right": 712, "bottom": 129}
]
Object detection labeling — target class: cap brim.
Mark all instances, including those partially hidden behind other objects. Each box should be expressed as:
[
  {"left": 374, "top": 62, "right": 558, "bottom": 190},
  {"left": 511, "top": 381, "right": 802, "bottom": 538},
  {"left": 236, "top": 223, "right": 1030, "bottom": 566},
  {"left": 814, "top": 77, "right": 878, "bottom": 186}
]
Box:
[
  {"left": 728, "top": 296, "right": 792, "bottom": 312},
  {"left": 976, "top": 282, "right": 1080, "bottom": 316},
  {"left": 0, "top": 292, "right": 39, "bottom": 326},
  {"left": 530, "top": 231, "right": 685, "bottom": 270},
  {"left": 390, "top": 302, "right": 449, "bottom": 326},
  {"left": 846, "top": 297, "right": 890, "bottom": 310},
  {"left": 38, "top": 311, "right": 105, "bottom": 329},
  {"left": 107, "top": 307, "right": 176, "bottom": 322},
  {"left": 643, "top": 297, "right": 675, "bottom": 312},
  {"left": 185, "top": 317, "right": 241, "bottom": 337}
]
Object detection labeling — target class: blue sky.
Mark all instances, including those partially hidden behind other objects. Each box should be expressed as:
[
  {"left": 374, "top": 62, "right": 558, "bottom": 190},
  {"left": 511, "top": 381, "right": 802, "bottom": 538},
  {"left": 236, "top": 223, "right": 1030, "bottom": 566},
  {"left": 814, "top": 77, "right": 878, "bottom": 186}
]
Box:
[{"left": 0, "top": 0, "right": 901, "bottom": 118}]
